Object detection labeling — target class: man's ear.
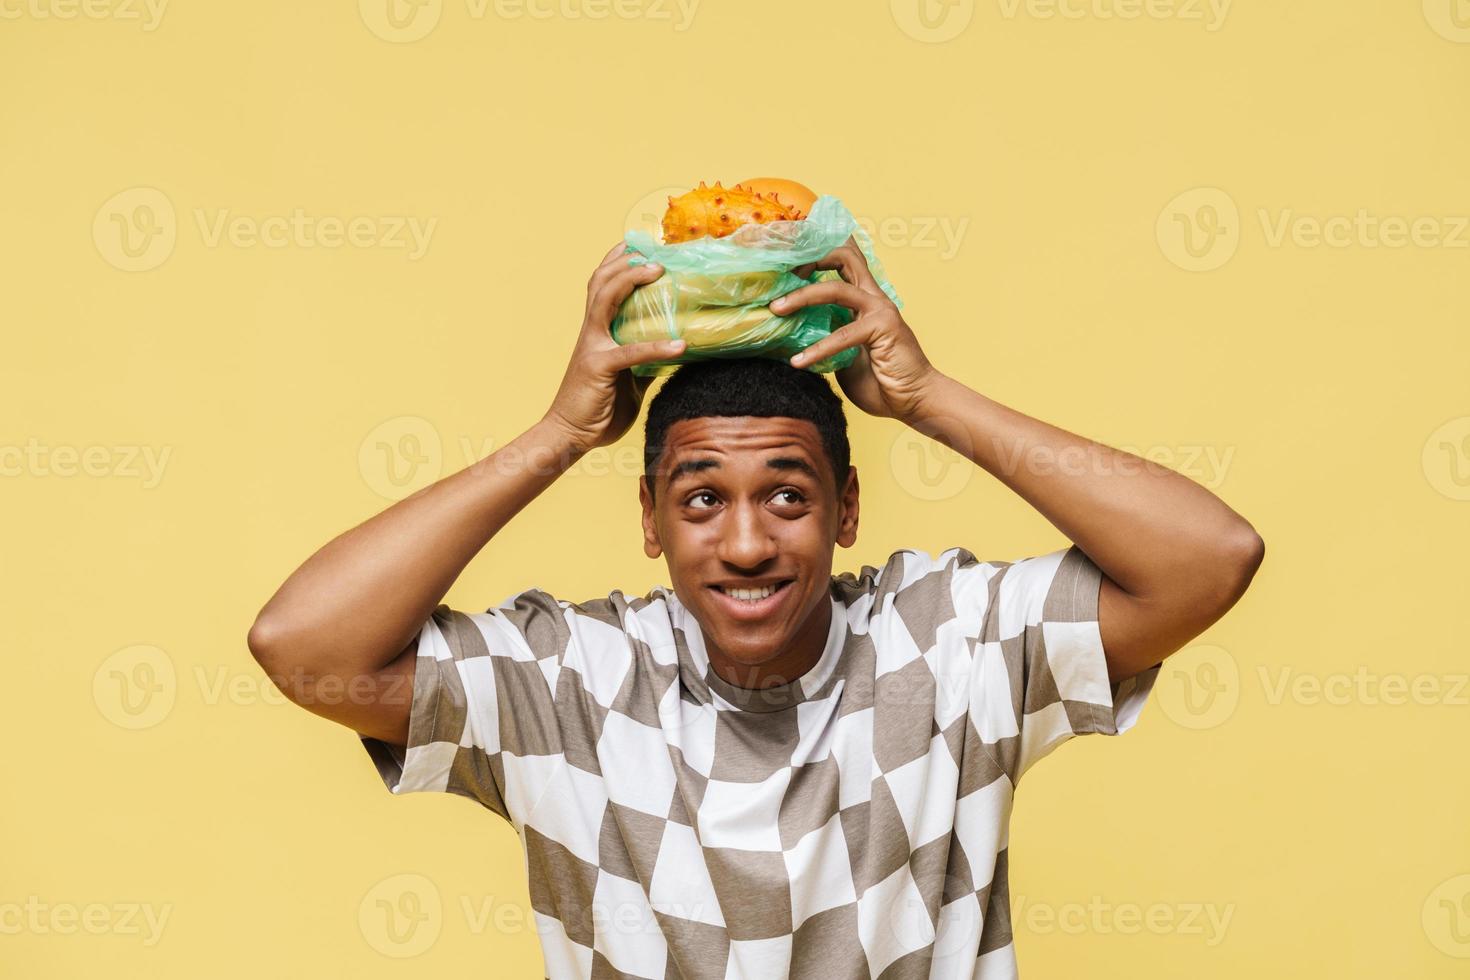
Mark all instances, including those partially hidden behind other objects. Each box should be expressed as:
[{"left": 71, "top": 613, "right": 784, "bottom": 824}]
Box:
[
  {"left": 638, "top": 475, "right": 663, "bottom": 559},
  {"left": 836, "top": 465, "right": 859, "bottom": 548}
]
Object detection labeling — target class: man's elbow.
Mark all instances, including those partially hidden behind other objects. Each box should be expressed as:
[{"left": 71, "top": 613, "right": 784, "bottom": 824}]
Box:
[
  {"left": 247, "top": 613, "right": 284, "bottom": 669},
  {"left": 247, "top": 613, "right": 309, "bottom": 704},
  {"left": 1212, "top": 524, "right": 1265, "bottom": 611}
]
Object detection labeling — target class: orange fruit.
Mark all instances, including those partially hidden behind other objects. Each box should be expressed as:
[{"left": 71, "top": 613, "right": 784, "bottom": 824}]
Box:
[{"left": 737, "top": 177, "right": 819, "bottom": 218}]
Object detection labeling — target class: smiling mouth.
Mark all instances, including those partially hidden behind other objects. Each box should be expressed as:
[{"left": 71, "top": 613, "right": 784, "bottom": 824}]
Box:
[
  {"left": 712, "top": 579, "right": 793, "bottom": 600},
  {"left": 708, "top": 579, "right": 795, "bottom": 613}
]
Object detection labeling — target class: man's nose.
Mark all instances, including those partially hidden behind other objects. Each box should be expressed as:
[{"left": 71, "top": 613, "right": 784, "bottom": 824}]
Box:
[{"left": 718, "top": 500, "right": 778, "bottom": 569}]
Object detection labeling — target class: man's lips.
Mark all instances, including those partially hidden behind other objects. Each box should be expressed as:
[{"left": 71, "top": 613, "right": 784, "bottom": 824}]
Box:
[{"left": 706, "top": 579, "right": 795, "bottom": 621}]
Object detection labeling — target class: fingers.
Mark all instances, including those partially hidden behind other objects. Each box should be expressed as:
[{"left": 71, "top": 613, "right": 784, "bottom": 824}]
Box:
[
  {"left": 790, "top": 238, "right": 880, "bottom": 292},
  {"left": 769, "top": 278, "right": 879, "bottom": 316},
  {"left": 587, "top": 260, "right": 665, "bottom": 333},
  {"left": 788, "top": 320, "right": 873, "bottom": 370},
  {"left": 596, "top": 337, "right": 686, "bottom": 374}
]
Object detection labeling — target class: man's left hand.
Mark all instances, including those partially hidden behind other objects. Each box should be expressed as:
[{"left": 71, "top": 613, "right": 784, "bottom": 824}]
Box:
[{"left": 773, "top": 238, "right": 941, "bottom": 421}]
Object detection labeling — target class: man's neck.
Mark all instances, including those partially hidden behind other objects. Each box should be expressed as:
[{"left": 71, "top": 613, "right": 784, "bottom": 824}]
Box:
[{"left": 705, "top": 597, "right": 833, "bottom": 690}]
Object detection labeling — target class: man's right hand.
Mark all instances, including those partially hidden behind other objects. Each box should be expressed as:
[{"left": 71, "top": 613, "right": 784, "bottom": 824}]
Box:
[{"left": 542, "top": 242, "right": 687, "bottom": 454}]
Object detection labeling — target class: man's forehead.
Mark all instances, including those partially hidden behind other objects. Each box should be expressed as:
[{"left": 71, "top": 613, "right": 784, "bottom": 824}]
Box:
[{"left": 660, "top": 415, "right": 824, "bottom": 458}]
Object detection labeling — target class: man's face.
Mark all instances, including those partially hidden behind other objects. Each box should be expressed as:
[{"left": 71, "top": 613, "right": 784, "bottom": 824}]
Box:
[{"left": 639, "top": 415, "right": 859, "bottom": 687}]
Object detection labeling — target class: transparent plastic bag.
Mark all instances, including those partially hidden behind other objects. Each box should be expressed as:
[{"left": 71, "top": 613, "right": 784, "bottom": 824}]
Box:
[{"left": 612, "top": 195, "right": 903, "bottom": 377}]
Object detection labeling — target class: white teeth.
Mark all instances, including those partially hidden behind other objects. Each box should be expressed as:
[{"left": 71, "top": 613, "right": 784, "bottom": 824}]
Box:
[{"left": 721, "top": 584, "right": 778, "bottom": 601}]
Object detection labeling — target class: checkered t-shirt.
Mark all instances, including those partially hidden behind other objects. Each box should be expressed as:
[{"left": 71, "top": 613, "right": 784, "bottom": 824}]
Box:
[{"left": 361, "top": 544, "right": 1159, "bottom": 979}]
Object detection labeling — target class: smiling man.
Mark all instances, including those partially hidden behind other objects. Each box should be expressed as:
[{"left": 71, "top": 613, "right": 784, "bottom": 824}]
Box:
[{"left": 247, "top": 239, "right": 1263, "bottom": 979}]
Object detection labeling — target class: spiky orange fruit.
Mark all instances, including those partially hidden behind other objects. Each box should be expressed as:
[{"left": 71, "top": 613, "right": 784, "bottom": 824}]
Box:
[
  {"left": 661, "top": 180, "right": 804, "bottom": 244},
  {"left": 738, "top": 177, "right": 819, "bottom": 217}
]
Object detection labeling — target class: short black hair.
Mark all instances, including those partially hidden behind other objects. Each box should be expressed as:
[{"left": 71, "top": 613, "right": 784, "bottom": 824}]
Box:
[{"left": 643, "top": 358, "right": 850, "bottom": 495}]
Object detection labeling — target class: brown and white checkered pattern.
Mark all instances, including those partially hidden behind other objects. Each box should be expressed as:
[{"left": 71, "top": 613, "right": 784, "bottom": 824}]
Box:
[{"left": 361, "top": 544, "right": 1159, "bottom": 979}]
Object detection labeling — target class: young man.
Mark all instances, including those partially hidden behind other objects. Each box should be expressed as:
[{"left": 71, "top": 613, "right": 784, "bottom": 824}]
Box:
[{"left": 248, "top": 239, "right": 1263, "bottom": 979}]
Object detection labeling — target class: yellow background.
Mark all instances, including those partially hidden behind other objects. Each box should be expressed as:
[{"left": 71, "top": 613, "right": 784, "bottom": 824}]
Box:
[{"left": 4, "top": 0, "right": 1468, "bottom": 975}]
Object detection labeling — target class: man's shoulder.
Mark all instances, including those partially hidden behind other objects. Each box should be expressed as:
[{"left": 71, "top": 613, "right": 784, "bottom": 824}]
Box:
[
  {"left": 830, "top": 544, "right": 991, "bottom": 605},
  {"left": 482, "top": 583, "right": 683, "bottom": 642}
]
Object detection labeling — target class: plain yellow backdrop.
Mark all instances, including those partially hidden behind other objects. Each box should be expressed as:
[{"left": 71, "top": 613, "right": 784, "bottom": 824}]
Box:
[{"left": 4, "top": 0, "right": 1468, "bottom": 976}]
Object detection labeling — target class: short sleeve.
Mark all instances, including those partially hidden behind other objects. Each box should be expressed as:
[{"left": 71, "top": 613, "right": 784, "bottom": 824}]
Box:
[
  {"left": 968, "top": 544, "right": 1159, "bottom": 785},
  {"left": 359, "top": 589, "right": 572, "bottom": 822}
]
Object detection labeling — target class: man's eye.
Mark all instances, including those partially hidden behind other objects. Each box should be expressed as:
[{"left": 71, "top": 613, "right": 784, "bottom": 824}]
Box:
[
  {"left": 771, "top": 488, "right": 806, "bottom": 506},
  {"left": 687, "top": 491, "right": 719, "bottom": 509}
]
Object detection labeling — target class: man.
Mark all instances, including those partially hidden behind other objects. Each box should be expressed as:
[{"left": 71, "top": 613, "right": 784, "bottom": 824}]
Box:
[{"left": 248, "top": 239, "right": 1264, "bottom": 979}]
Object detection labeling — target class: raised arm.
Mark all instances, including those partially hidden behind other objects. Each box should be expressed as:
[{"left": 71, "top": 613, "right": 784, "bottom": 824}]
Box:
[
  {"left": 246, "top": 244, "right": 685, "bottom": 746},
  {"left": 775, "top": 241, "right": 1265, "bottom": 685}
]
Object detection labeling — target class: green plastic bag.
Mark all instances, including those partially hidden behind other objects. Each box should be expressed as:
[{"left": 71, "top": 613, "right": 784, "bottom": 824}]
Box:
[{"left": 612, "top": 195, "right": 903, "bottom": 377}]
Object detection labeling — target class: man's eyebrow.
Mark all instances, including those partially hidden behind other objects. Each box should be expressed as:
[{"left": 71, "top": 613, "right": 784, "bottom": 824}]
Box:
[
  {"left": 767, "top": 457, "right": 821, "bottom": 481},
  {"left": 667, "top": 458, "right": 720, "bottom": 483},
  {"left": 663, "top": 456, "right": 821, "bottom": 485}
]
